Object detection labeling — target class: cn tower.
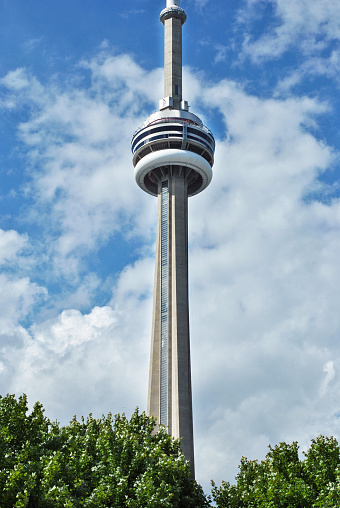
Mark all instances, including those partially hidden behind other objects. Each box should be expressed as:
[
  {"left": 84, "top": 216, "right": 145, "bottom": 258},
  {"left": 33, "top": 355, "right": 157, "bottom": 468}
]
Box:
[{"left": 131, "top": 0, "right": 215, "bottom": 475}]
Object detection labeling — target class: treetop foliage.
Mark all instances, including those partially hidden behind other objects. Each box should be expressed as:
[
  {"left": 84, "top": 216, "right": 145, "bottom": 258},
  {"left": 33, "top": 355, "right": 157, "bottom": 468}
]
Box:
[
  {"left": 0, "top": 394, "right": 209, "bottom": 508},
  {"left": 2, "top": 393, "right": 340, "bottom": 507},
  {"left": 212, "top": 435, "right": 340, "bottom": 507}
]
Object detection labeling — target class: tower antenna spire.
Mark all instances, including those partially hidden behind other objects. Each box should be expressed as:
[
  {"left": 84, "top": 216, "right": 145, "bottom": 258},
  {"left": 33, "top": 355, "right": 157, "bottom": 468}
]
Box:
[
  {"left": 160, "top": 0, "right": 187, "bottom": 110},
  {"left": 131, "top": 0, "right": 215, "bottom": 477}
]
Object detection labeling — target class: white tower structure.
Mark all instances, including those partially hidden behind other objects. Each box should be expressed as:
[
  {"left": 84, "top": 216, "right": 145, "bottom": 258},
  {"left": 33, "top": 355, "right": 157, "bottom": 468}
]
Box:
[{"left": 131, "top": 0, "right": 215, "bottom": 476}]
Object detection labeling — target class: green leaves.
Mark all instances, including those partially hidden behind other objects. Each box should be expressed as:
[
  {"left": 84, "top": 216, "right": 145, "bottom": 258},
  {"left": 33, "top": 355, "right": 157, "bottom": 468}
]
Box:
[
  {"left": 4, "top": 393, "right": 339, "bottom": 507},
  {"left": 0, "top": 395, "right": 209, "bottom": 507},
  {"left": 212, "top": 436, "right": 340, "bottom": 508},
  {"left": 0, "top": 394, "right": 50, "bottom": 507}
]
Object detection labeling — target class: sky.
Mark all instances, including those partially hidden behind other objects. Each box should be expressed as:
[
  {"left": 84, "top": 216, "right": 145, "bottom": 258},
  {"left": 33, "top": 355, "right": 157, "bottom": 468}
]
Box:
[{"left": 1, "top": 0, "right": 340, "bottom": 493}]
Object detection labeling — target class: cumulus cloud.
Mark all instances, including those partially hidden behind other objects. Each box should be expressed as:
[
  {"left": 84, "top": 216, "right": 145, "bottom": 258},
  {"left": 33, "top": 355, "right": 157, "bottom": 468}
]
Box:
[
  {"left": 0, "top": 53, "right": 162, "bottom": 284},
  {"left": 183, "top": 74, "right": 340, "bottom": 486},
  {"left": 320, "top": 361, "right": 335, "bottom": 397},
  {"left": 0, "top": 229, "right": 27, "bottom": 264},
  {"left": 0, "top": 275, "right": 45, "bottom": 333},
  {"left": 195, "top": 0, "right": 209, "bottom": 9},
  {"left": 6, "top": 257, "right": 154, "bottom": 423},
  {"left": 213, "top": 44, "right": 228, "bottom": 64},
  {"left": 119, "top": 9, "right": 146, "bottom": 20},
  {"left": 276, "top": 50, "right": 340, "bottom": 93},
  {"left": 0, "top": 229, "right": 45, "bottom": 340},
  {"left": 0, "top": 68, "right": 31, "bottom": 91},
  {"left": 187, "top": 0, "right": 210, "bottom": 11},
  {"left": 239, "top": 0, "right": 340, "bottom": 62},
  {"left": 0, "top": 271, "right": 46, "bottom": 393}
]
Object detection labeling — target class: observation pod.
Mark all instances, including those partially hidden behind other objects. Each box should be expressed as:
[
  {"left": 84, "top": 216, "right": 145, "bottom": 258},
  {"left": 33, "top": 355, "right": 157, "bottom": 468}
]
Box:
[
  {"left": 132, "top": 110, "right": 215, "bottom": 197},
  {"left": 131, "top": 0, "right": 215, "bottom": 478}
]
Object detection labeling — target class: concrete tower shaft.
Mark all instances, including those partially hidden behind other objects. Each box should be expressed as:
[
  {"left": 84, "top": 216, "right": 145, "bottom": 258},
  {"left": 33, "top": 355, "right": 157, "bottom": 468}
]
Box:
[
  {"left": 148, "top": 169, "right": 194, "bottom": 470},
  {"left": 131, "top": 0, "right": 214, "bottom": 477}
]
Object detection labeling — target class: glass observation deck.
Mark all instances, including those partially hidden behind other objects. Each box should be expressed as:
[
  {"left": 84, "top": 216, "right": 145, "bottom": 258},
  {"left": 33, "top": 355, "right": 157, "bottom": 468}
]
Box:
[{"left": 131, "top": 115, "right": 215, "bottom": 168}]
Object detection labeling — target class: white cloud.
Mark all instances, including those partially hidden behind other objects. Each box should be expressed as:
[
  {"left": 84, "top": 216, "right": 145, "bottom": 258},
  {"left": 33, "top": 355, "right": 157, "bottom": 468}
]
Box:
[
  {"left": 0, "top": 54, "right": 162, "bottom": 282},
  {"left": 0, "top": 229, "right": 27, "bottom": 265},
  {"left": 119, "top": 9, "right": 146, "bottom": 20},
  {"left": 181, "top": 75, "right": 340, "bottom": 487},
  {"left": 22, "top": 37, "right": 43, "bottom": 53},
  {"left": 0, "top": 271, "right": 46, "bottom": 395},
  {"left": 0, "top": 68, "right": 31, "bottom": 91},
  {"left": 187, "top": 0, "right": 210, "bottom": 11},
  {"left": 320, "top": 360, "right": 335, "bottom": 397},
  {"left": 0, "top": 229, "right": 45, "bottom": 336},
  {"left": 0, "top": 68, "right": 46, "bottom": 110},
  {"left": 276, "top": 50, "right": 340, "bottom": 93},
  {"left": 195, "top": 0, "right": 209, "bottom": 9},
  {"left": 6, "top": 257, "right": 154, "bottom": 423},
  {"left": 238, "top": 0, "right": 340, "bottom": 63},
  {"left": 214, "top": 44, "right": 228, "bottom": 64},
  {"left": 0, "top": 274, "right": 46, "bottom": 336}
]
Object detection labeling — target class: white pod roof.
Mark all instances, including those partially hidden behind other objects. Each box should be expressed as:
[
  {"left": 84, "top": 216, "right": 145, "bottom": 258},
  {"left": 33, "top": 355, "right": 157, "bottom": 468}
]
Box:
[{"left": 134, "top": 148, "right": 212, "bottom": 197}]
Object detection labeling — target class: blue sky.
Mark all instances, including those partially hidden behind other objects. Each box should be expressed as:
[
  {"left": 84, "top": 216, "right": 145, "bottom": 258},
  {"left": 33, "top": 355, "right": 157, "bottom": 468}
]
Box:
[{"left": 1, "top": 0, "right": 340, "bottom": 492}]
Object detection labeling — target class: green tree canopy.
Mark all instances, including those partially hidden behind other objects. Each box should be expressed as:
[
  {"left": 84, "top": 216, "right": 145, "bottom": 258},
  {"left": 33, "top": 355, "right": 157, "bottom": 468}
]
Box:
[
  {"left": 212, "top": 435, "right": 340, "bottom": 507},
  {"left": 0, "top": 394, "right": 209, "bottom": 508}
]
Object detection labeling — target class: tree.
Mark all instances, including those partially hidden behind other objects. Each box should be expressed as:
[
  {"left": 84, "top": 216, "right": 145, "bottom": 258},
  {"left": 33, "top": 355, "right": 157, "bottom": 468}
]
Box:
[
  {"left": 0, "top": 394, "right": 209, "bottom": 508},
  {"left": 211, "top": 436, "right": 340, "bottom": 507}
]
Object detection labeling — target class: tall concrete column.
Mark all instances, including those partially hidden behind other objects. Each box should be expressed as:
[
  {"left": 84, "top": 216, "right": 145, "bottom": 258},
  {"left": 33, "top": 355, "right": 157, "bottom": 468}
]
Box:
[
  {"left": 132, "top": 0, "right": 215, "bottom": 479},
  {"left": 164, "top": 16, "right": 183, "bottom": 109},
  {"left": 147, "top": 168, "right": 194, "bottom": 474},
  {"left": 160, "top": 0, "right": 186, "bottom": 111},
  {"left": 170, "top": 171, "right": 194, "bottom": 469}
]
